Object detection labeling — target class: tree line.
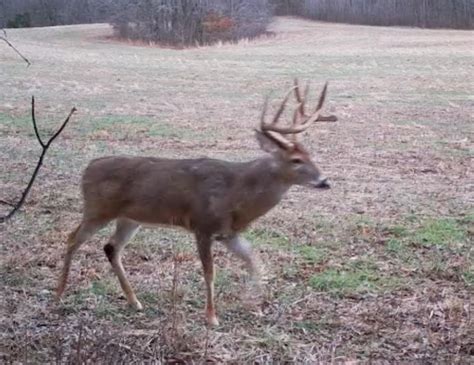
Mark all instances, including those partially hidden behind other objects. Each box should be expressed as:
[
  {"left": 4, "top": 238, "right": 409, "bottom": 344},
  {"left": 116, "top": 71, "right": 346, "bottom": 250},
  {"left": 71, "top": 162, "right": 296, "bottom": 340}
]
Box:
[
  {"left": 0, "top": 0, "right": 114, "bottom": 28},
  {"left": 274, "top": 0, "right": 473, "bottom": 29},
  {"left": 1, "top": 0, "right": 472, "bottom": 46},
  {"left": 0, "top": 0, "right": 271, "bottom": 46}
]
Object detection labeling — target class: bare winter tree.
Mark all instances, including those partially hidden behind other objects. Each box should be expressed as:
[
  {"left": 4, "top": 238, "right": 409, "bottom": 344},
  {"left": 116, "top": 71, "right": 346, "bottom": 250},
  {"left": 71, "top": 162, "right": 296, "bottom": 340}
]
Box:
[{"left": 111, "top": 0, "right": 272, "bottom": 46}]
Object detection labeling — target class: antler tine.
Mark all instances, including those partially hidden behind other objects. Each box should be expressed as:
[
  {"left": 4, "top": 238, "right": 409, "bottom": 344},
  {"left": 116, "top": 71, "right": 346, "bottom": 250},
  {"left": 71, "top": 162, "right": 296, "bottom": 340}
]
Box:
[
  {"left": 293, "top": 82, "right": 331, "bottom": 129},
  {"left": 315, "top": 82, "right": 328, "bottom": 113},
  {"left": 290, "top": 105, "right": 301, "bottom": 142},
  {"left": 292, "top": 103, "right": 302, "bottom": 126},
  {"left": 302, "top": 81, "right": 310, "bottom": 114},
  {"left": 260, "top": 85, "right": 299, "bottom": 149},
  {"left": 294, "top": 78, "right": 302, "bottom": 103},
  {"left": 260, "top": 92, "right": 295, "bottom": 149},
  {"left": 260, "top": 95, "right": 269, "bottom": 129},
  {"left": 270, "top": 85, "right": 297, "bottom": 126},
  {"left": 293, "top": 78, "right": 310, "bottom": 119}
]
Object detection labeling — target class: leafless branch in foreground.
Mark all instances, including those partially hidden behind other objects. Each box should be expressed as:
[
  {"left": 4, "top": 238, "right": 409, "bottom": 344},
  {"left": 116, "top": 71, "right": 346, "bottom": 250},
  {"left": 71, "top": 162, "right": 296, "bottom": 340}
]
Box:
[
  {"left": 0, "top": 97, "right": 76, "bottom": 223},
  {"left": 0, "top": 28, "right": 31, "bottom": 66},
  {"left": 0, "top": 199, "right": 15, "bottom": 207}
]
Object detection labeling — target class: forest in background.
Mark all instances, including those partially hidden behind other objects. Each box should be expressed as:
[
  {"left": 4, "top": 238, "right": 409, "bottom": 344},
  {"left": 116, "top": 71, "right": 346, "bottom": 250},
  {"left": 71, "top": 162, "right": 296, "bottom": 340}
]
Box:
[
  {"left": 275, "top": 0, "right": 473, "bottom": 29},
  {"left": 1, "top": 0, "right": 472, "bottom": 45}
]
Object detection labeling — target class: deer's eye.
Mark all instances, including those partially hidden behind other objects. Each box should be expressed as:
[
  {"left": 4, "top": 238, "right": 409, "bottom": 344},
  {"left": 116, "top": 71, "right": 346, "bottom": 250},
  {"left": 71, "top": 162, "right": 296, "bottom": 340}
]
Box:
[{"left": 291, "top": 158, "right": 304, "bottom": 164}]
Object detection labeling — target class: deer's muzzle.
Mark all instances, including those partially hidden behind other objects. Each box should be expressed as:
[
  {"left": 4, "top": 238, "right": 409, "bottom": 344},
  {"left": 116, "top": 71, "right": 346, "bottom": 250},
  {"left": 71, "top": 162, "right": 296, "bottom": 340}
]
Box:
[{"left": 310, "top": 177, "right": 330, "bottom": 189}]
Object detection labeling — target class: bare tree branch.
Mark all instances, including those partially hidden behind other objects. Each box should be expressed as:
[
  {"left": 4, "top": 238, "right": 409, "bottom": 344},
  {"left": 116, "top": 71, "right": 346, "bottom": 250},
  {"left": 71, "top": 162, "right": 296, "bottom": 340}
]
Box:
[
  {"left": 31, "top": 96, "right": 46, "bottom": 147},
  {"left": 0, "top": 97, "right": 76, "bottom": 223},
  {"left": 0, "top": 199, "right": 15, "bottom": 207},
  {"left": 0, "top": 29, "right": 31, "bottom": 66}
]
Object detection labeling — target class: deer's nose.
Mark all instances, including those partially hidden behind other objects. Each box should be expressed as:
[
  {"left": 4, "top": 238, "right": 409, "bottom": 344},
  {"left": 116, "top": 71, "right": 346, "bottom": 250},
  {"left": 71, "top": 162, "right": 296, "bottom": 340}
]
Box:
[{"left": 313, "top": 177, "right": 330, "bottom": 189}]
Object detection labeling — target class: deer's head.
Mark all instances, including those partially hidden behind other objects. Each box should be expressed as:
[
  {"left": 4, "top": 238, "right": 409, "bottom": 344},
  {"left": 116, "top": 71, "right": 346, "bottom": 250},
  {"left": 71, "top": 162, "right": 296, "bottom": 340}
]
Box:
[{"left": 256, "top": 80, "right": 337, "bottom": 189}]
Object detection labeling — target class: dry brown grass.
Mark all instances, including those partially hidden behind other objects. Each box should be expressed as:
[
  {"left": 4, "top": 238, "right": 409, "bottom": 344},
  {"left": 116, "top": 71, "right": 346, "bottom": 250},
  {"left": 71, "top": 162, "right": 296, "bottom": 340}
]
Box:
[{"left": 0, "top": 17, "right": 473, "bottom": 363}]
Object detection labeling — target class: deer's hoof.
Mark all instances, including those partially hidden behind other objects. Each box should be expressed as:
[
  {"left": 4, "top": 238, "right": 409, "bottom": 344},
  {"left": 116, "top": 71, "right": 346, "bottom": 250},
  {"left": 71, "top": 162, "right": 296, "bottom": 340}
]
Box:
[
  {"left": 130, "top": 300, "right": 143, "bottom": 311},
  {"left": 207, "top": 314, "right": 219, "bottom": 327}
]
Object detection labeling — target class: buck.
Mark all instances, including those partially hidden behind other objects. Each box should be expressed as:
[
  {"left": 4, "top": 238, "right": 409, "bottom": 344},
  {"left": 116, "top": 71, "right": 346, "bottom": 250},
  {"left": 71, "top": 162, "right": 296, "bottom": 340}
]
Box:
[{"left": 56, "top": 80, "right": 337, "bottom": 326}]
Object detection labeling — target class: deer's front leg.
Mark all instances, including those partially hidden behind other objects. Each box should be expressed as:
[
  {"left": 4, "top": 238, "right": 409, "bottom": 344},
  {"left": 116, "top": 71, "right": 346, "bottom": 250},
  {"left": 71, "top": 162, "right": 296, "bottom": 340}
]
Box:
[{"left": 196, "top": 234, "right": 219, "bottom": 326}]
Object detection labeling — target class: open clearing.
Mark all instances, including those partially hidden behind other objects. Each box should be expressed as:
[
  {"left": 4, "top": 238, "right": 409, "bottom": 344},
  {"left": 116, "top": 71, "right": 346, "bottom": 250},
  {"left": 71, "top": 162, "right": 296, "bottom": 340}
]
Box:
[{"left": 0, "top": 17, "right": 473, "bottom": 363}]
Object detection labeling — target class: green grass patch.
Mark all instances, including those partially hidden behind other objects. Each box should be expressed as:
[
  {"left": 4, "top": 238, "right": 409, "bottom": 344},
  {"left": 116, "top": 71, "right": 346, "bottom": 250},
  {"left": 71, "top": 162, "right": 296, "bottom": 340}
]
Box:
[
  {"left": 385, "top": 225, "right": 409, "bottom": 238},
  {"left": 462, "top": 269, "right": 474, "bottom": 287},
  {"left": 215, "top": 269, "right": 234, "bottom": 289},
  {"left": 246, "top": 228, "right": 291, "bottom": 248},
  {"left": 296, "top": 246, "right": 327, "bottom": 265},
  {"left": 59, "top": 279, "right": 133, "bottom": 320},
  {"left": 385, "top": 238, "right": 404, "bottom": 254},
  {"left": 309, "top": 268, "right": 377, "bottom": 295},
  {"left": 309, "top": 258, "right": 398, "bottom": 296},
  {"left": 412, "top": 218, "right": 466, "bottom": 248},
  {"left": 383, "top": 216, "right": 469, "bottom": 253},
  {"left": 383, "top": 224, "right": 412, "bottom": 259},
  {"left": 0, "top": 112, "right": 31, "bottom": 132}
]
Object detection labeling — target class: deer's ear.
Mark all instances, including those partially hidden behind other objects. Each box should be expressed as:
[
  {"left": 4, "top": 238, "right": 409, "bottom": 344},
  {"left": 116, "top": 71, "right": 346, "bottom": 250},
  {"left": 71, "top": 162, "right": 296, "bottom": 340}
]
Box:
[{"left": 255, "top": 130, "right": 285, "bottom": 154}]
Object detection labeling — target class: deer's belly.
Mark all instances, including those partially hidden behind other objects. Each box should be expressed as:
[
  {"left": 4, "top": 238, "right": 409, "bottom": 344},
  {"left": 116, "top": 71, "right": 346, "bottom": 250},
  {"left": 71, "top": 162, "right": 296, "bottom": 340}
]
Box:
[{"left": 121, "top": 205, "right": 193, "bottom": 231}]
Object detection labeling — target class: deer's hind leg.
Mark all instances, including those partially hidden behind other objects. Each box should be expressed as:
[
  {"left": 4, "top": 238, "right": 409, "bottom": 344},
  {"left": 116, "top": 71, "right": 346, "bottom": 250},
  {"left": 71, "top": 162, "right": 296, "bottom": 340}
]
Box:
[
  {"left": 103, "top": 218, "right": 142, "bottom": 310},
  {"left": 56, "top": 218, "right": 109, "bottom": 300}
]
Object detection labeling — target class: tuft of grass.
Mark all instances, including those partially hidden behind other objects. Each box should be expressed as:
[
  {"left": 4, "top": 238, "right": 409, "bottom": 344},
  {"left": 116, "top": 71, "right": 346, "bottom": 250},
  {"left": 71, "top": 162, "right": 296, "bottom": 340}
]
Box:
[
  {"left": 385, "top": 225, "right": 408, "bottom": 238},
  {"left": 0, "top": 270, "right": 33, "bottom": 287},
  {"left": 90, "top": 279, "right": 115, "bottom": 298},
  {"left": 215, "top": 269, "right": 234, "bottom": 289},
  {"left": 413, "top": 218, "right": 466, "bottom": 248},
  {"left": 383, "top": 217, "right": 468, "bottom": 253},
  {"left": 296, "top": 246, "right": 327, "bottom": 265},
  {"left": 385, "top": 238, "right": 404, "bottom": 254},
  {"left": 310, "top": 268, "right": 375, "bottom": 295},
  {"left": 309, "top": 258, "right": 399, "bottom": 296},
  {"left": 60, "top": 279, "right": 130, "bottom": 320},
  {"left": 246, "top": 228, "right": 291, "bottom": 248},
  {"left": 462, "top": 269, "right": 474, "bottom": 287}
]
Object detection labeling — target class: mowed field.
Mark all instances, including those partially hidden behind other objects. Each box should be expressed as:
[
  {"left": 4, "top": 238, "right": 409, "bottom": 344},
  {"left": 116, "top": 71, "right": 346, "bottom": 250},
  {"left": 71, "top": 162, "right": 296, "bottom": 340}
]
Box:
[{"left": 0, "top": 17, "right": 473, "bottom": 363}]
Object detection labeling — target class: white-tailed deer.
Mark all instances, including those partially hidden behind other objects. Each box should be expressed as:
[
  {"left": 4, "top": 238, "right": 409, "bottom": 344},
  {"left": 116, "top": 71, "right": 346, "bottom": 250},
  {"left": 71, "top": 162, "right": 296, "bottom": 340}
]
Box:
[{"left": 56, "top": 80, "right": 337, "bottom": 326}]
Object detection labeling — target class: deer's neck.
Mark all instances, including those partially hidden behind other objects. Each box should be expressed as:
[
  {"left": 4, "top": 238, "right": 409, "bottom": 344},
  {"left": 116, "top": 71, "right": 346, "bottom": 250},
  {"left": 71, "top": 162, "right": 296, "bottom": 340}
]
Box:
[{"left": 230, "top": 158, "right": 291, "bottom": 231}]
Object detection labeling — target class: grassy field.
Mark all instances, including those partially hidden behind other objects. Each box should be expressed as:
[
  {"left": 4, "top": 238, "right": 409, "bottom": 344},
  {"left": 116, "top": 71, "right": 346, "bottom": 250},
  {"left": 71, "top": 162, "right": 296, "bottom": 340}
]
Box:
[{"left": 0, "top": 17, "right": 473, "bottom": 363}]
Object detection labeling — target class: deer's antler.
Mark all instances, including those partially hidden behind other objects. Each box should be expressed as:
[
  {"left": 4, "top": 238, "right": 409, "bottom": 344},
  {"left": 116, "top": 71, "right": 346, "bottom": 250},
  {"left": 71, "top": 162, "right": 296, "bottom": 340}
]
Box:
[
  {"left": 293, "top": 79, "right": 338, "bottom": 126},
  {"left": 260, "top": 80, "right": 337, "bottom": 149}
]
